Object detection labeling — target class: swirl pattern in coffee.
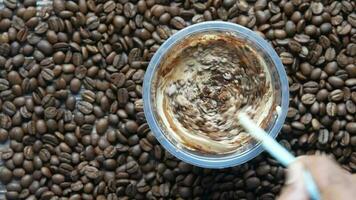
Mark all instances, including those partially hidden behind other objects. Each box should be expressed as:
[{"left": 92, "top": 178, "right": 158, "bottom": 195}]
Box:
[{"left": 152, "top": 32, "right": 277, "bottom": 154}]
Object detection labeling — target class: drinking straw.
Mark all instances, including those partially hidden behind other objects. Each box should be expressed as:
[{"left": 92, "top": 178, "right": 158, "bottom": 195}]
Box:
[{"left": 238, "top": 112, "right": 321, "bottom": 200}]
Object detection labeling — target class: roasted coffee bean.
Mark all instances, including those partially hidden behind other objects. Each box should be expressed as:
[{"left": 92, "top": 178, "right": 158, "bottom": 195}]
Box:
[
  {"left": 77, "top": 101, "right": 93, "bottom": 114},
  {"left": 1, "top": 148, "right": 14, "bottom": 160},
  {"left": 326, "top": 102, "right": 337, "bottom": 117},
  {"left": 2, "top": 101, "right": 16, "bottom": 116},
  {"left": 37, "top": 40, "right": 53, "bottom": 56},
  {"left": 124, "top": 3, "right": 137, "bottom": 18},
  {"left": 96, "top": 118, "right": 109, "bottom": 135},
  {"left": 329, "top": 89, "right": 344, "bottom": 102},
  {"left": 140, "top": 138, "right": 153, "bottom": 151},
  {"left": 86, "top": 16, "right": 100, "bottom": 30},
  {"left": 346, "top": 123, "right": 356, "bottom": 134},
  {"left": 303, "top": 81, "right": 319, "bottom": 93},
  {"left": 324, "top": 62, "right": 338, "bottom": 75},
  {"left": 301, "top": 94, "right": 316, "bottom": 105},
  {"left": 113, "top": 16, "right": 127, "bottom": 31},
  {"left": 328, "top": 76, "right": 344, "bottom": 88},
  {"left": 0, "top": 79, "right": 10, "bottom": 91},
  {"left": 12, "top": 153, "right": 24, "bottom": 167},
  {"left": 8, "top": 127, "right": 24, "bottom": 142},
  {"left": 0, "top": 128, "right": 8, "bottom": 143},
  {"left": 39, "top": 149, "right": 51, "bottom": 162},
  {"left": 71, "top": 181, "right": 84, "bottom": 192},
  {"left": 52, "top": 174, "right": 65, "bottom": 184},
  {"left": 0, "top": 167, "right": 13, "bottom": 184},
  {"left": 81, "top": 90, "right": 95, "bottom": 103},
  {"left": 110, "top": 73, "right": 126, "bottom": 87},
  {"left": 117, "top": 88, "right": 129, "bottom": 106},
  {"left": 41, "top": 68, "right": 55, "bottom": 81},
  {"left": 84, "top": 166, "right": 101, "bottom": 179},
  {"left": 70, "top": 78, "right": 81, "bottom": 93},
  {"left": 170, "top": 17, "right": 186, "bottom": 29},
  {"left": 318, "top": 129, "right": 329, "bottom": 145},
  {"left": 64, "top": 133, "right": 78, "bottom": 147},
  {"left": 346, "top": 100, "right": 356, "bottom": 114},
  {"left": 103, "top": 1, "right": 116, "bottom": 13}
]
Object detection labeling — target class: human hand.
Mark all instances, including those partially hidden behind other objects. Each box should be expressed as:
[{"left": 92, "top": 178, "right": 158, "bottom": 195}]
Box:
[{"left": 278, "top": 155, "right": 356, "bottom": 200}]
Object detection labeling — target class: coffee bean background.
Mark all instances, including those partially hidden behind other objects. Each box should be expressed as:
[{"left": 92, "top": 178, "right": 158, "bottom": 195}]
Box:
[{"left": 0, "top": 0, "right": 355, "bottom": 199}]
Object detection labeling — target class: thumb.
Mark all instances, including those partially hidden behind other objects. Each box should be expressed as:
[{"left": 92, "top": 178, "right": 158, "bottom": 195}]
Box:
[{"left": 278, "top": 162, "right": 309, "bottom": 200}]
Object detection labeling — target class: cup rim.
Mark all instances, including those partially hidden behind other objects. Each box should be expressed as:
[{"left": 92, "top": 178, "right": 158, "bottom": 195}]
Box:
[{"left": 143, "top": 21, "right": 289, "bottom": 168}]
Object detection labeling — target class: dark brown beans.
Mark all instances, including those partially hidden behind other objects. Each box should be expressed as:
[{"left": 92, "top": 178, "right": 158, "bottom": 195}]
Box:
[
  {"left": 0, "top": 0, "right": 354, "bottom": 199},
  {"left": 96, "top": 118, "right": 109, "bottom": 135},
  {"left": 328, "top": 76, "right": 344, "bottom": 88}
]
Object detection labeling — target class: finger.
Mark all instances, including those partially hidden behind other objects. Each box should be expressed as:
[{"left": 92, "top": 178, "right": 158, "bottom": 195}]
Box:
[
  {"left": 297, "top": 155, "right": 349, "bottom": 189},
  {"left": 352, "top": 174, "right": 356, "bottom": 183},
  {"left": 278, "top": 162, "right": 308, "bottom": 200},
  {"left": 296, "top": 156, "right": 356, "bottom": 200},
  {"left": 278, "top": 185, "right": 301, "bottom": 200}
]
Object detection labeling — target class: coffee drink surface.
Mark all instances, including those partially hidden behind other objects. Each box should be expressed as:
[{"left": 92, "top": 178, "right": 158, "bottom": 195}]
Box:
[{"left": 152, "top": 31, "right": 277, "bottom": 154}]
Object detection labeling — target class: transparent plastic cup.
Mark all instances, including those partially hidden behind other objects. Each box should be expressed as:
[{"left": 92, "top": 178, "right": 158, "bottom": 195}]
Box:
[{"left": 143, "top": 21, "right": 289, "bottom": 168}]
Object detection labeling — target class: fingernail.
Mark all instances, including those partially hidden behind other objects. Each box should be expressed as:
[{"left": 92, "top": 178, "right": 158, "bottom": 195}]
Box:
[{"left": 286, "top": 162, "right": 304, "bottom": 185}]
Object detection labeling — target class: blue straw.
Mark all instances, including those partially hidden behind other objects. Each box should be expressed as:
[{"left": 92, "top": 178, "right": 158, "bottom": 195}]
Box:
[{"left": 238, "top": 112, "right": 321, "bottom": 200}]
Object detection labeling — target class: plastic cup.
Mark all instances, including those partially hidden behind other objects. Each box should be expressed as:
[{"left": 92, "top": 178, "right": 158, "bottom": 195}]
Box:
[{"left": 143, "top": 21, "right": 289, "bottom": 168}]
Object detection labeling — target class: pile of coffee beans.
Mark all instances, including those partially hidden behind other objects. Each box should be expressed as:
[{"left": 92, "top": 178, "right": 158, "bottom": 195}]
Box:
[{"left": 0, "top": 0, "right": 354, "bottom": 199}]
